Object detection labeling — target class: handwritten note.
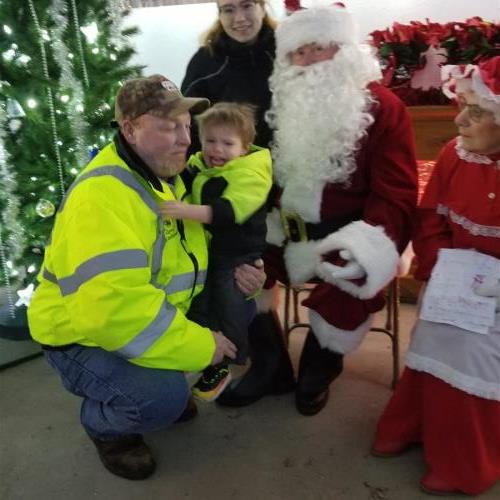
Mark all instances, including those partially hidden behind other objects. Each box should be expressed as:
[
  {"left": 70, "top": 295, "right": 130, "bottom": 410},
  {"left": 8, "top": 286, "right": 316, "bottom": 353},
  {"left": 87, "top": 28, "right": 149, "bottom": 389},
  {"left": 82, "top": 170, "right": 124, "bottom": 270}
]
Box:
[{"left": 420, "top": 249, "right": 500, "bottom": 334}]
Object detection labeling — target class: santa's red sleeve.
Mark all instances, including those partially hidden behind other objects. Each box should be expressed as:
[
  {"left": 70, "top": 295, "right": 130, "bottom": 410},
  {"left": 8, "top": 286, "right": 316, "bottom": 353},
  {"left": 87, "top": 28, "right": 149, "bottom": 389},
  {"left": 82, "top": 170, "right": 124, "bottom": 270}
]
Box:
[{"left": 318, "top": 84, "right": 418, "bottom": 299}]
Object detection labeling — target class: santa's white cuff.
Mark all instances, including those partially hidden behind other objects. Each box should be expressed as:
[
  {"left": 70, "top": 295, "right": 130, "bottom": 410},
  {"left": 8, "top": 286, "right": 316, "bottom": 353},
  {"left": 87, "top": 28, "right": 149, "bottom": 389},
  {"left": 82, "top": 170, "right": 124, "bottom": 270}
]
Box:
[
  {"left": 284, "top": 240, "right": 320, "bottom": 285},
  {"left": 316, "top": 221, "right": 399, "bottom": 299},
  {"left": 309, "top": 310, "right": 373, "bottom": 354}
]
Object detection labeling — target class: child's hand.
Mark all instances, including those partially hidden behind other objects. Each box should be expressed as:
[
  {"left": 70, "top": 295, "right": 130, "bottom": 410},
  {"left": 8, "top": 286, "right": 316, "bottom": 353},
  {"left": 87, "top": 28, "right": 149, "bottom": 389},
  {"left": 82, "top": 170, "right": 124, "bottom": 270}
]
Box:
[
  {"left": 159, "top": 201, "right": 189, "bottom": 220},
  {"left": 159, "top": 201, "right": 213, "bottom": 223}
]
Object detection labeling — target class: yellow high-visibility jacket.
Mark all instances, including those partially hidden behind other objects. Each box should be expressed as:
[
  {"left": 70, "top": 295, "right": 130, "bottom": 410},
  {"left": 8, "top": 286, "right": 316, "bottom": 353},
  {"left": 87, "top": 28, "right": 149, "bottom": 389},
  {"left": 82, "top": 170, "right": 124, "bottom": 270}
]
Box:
[
  {"left": 28, "top": 142, "right": 214, "bottom": 371},
  {"left": 186, "top": 146, "right": 272, "bottom": 259},
  {"left": 188, "top": 145, "right": 272, "bottom": 225}
]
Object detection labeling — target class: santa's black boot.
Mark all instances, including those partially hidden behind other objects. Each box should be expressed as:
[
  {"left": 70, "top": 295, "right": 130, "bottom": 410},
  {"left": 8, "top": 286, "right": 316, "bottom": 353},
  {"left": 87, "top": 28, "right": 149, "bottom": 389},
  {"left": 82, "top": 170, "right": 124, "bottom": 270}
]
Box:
[
  {"left": 295, "top": 330, "right": 344, "bottom": 416},
  {"left": 216, "top": 310, "right": 295, "bottom": 407}
]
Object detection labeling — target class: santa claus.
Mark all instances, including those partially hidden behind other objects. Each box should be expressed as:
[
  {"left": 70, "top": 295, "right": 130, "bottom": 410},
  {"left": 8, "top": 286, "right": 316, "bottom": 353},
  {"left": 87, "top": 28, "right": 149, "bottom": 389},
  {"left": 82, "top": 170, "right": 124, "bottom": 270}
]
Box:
[{"left": 217, "top": 4, "right": 418, "bottom": 415}]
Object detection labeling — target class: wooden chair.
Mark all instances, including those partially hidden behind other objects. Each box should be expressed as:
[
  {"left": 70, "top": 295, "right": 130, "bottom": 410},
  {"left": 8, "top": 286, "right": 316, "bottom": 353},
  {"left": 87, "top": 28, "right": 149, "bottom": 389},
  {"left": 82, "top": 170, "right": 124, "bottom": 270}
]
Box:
[{"left": 282, "top": 278, "right": 400, "bottom": 389}]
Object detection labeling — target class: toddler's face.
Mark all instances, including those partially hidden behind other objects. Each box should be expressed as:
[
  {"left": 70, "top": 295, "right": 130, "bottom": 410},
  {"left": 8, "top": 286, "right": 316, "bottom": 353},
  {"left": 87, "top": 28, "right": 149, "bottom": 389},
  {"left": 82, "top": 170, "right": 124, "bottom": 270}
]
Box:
[{"left": 201, "top": 125, "right": 248, "bottom": 167}]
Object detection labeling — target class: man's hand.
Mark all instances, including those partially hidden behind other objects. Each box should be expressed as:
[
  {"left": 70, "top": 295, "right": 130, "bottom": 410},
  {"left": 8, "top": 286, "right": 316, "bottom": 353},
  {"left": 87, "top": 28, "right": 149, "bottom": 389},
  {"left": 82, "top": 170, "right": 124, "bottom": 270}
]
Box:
[
  {"left": 211, "top": 330, "right": 237, "bottom": 365},
  {"left": 316, "top": 249, "right": 366, "bottom": 284},
  {"left": 234, "top": 258, "right": 265, "bottom": 296},
  {"left": 475, "top": 278, "right": 500, "bottom": 310}
]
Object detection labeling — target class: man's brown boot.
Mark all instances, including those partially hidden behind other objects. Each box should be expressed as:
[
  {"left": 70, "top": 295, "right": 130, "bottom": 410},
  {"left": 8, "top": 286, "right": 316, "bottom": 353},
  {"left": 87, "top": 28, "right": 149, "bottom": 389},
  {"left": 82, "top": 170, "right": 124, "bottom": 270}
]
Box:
[{"left": 89, "top": 434, "right": 156, "bottom": 480}]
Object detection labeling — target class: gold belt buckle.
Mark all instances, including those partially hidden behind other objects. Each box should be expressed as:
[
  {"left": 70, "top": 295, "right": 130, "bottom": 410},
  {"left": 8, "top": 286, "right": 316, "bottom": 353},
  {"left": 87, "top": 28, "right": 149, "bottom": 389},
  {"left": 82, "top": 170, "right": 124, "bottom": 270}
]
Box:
[{"left": 280, "top": 210, "right": 308, "bottom": 242}]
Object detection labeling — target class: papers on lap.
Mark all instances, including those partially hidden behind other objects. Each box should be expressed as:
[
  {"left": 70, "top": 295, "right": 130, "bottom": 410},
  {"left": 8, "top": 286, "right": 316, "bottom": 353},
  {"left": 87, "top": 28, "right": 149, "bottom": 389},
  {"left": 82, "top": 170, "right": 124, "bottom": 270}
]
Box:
[{"left": 420, "top": 249, "right": 500, "bottom": 334}]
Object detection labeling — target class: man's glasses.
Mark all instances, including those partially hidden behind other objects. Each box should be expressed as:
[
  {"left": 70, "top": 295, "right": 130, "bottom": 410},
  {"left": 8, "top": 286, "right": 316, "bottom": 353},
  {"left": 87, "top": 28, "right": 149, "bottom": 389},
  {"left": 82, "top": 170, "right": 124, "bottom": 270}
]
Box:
[
  {"left": 457, "top": 99, "right": 493, "bottom": 123},
  {"left": 218, "top": 1, "right": 258, "bottom": 18}
]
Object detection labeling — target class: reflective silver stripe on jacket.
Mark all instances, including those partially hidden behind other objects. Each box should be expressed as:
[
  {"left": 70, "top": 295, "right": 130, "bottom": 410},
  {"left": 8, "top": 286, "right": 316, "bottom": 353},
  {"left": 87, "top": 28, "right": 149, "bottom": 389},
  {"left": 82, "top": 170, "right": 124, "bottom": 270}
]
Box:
[
  {"left": 163, "top": 269, "right": 207, "bottom": 295},
  {"left": 196, "top": 269, "right": 207, "bottom": 287},
  {"left": 42, "top": 268, "right": 57, "bottom": 283},
  {"left": 114, "top": 300, "right": 177, "bottom": 359},
  {"left": 58, "top": 249, "right": 149, "bottom": 296},
  {"left": 44, "top": 165, "right": 163, "bottom": 292},
  {"left": 150, "top": 224, "right": 166, "bottom": 284},
  {"left": 44, "top": 163, "right": 201, "bottom": 360},
  {"left": 59, "top": 165, "right": 160, "bottom": 215}
]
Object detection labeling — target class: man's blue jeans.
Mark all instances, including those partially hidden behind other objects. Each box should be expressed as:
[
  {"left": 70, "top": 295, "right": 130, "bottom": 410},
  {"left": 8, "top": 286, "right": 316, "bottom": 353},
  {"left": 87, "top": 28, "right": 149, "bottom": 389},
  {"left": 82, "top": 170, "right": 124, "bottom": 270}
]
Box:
[{"left": 44, "top": 345, "right": 190, "bottom": 440}]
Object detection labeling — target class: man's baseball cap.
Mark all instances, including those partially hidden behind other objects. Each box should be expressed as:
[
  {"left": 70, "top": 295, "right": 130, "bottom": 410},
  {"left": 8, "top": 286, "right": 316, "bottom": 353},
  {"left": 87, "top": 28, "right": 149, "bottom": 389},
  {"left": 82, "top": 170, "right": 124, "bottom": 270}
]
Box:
[{"left": 114, "top": 74, "right": 210, "bottom": 123}]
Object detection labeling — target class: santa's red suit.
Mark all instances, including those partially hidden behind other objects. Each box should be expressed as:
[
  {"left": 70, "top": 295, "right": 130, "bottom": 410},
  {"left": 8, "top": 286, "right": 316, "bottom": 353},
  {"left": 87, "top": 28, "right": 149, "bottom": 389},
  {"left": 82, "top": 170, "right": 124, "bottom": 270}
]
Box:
[
  {"left": 375, "top": 138, "right": 500, "bottom": 495},
  {"left": 265, "top": 82, "right": 417, "bottom": 353},
  {"left": 217, "top": 80, "right": 418, "bottom": 413},
  {"left": 216, "top": 4, "right": 417, "bottom": 414}
]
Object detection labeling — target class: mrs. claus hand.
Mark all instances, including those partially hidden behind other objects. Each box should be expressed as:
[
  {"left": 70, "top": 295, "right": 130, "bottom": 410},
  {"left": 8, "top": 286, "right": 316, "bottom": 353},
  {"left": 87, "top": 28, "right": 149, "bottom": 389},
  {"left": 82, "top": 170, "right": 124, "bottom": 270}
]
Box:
[{"left": 475, "top": 278, "right": 500, "bottom": 311}]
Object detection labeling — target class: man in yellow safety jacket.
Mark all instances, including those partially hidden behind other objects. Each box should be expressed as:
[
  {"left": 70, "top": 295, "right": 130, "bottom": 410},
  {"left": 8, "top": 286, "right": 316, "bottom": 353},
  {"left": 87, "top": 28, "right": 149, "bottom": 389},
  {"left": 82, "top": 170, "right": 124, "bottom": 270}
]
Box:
[{"left": 28, "top": 75, "right": 263, "bottom": 480}]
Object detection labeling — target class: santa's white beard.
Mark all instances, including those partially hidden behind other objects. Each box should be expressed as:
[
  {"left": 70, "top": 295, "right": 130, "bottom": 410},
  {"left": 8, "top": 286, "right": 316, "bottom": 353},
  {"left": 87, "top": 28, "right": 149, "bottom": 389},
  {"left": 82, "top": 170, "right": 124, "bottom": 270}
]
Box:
[{"left": 267, "top": 45, "right": 381, "bottom": 221}]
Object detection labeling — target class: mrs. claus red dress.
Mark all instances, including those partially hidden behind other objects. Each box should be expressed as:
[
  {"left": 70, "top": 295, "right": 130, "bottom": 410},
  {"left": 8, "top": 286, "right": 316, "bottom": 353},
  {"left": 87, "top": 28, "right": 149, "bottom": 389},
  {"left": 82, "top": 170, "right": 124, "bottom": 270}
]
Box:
[{"left": 375, "top": 138, "right": 500, "bottom": 495}]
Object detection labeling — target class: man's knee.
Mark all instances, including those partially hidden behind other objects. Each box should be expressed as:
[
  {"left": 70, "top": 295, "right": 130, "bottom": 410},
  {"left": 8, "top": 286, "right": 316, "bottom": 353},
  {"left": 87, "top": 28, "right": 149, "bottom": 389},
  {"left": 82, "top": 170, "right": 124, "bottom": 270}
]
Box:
[{"left": 138, "top": 372, "right": 190, "bottom": 429}]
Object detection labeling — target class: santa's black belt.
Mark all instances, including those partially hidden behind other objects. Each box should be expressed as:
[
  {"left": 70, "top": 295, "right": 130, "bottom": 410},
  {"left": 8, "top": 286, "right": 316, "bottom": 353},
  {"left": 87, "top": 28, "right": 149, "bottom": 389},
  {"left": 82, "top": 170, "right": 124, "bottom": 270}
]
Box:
[{"left": 281, "top": 210, "right": 363, "bottom": 243}]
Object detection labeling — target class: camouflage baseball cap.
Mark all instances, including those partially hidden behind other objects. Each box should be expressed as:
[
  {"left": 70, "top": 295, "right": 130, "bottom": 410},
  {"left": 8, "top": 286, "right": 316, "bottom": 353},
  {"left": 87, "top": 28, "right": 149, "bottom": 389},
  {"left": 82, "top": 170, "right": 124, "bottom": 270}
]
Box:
[{"left": 114, "top": 74, "right": 210, "bottom": 122}]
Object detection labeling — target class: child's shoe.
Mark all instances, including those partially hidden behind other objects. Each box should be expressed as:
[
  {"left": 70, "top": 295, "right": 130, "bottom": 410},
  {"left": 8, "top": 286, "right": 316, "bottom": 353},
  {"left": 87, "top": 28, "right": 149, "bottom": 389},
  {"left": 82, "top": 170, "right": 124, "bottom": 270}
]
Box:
[{"left": 192, "top": 364, "right": 232, "bottom": 402}]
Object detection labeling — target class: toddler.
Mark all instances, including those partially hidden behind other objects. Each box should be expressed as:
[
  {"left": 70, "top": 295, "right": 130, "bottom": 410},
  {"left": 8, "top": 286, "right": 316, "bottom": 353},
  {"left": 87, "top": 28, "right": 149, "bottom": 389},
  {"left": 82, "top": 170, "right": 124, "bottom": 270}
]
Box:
[{"left": 159, "top": 102, "right": 272, "bottom": 401}]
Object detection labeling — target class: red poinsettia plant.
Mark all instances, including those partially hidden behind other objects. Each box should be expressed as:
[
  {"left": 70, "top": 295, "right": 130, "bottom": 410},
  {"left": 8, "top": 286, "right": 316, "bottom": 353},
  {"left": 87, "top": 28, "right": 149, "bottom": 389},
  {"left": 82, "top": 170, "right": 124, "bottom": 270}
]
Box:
[
  {"left": 284, "top": 0, "right": 301, "bottom": 13},
  {"left": 370, "top": 17, "right": 500, "bottom": 105}
]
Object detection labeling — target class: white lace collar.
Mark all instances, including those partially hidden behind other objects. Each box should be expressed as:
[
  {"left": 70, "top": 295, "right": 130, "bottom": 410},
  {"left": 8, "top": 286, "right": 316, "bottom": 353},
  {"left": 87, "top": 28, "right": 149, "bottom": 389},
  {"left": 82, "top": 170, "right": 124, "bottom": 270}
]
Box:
[{"left": 455, "top": 138, "right": 496, "bottom": 165}]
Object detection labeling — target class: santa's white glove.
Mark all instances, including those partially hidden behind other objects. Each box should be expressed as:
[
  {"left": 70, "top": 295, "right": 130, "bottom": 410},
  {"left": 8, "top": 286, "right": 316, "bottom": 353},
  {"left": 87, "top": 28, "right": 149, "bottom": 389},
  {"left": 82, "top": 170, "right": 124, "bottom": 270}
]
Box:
[
  {"left": 316, "top": 249, "right": 366, "bottom": 284},
  {"left": 475, "top": 278, "right": 500, "bottom": 311}
]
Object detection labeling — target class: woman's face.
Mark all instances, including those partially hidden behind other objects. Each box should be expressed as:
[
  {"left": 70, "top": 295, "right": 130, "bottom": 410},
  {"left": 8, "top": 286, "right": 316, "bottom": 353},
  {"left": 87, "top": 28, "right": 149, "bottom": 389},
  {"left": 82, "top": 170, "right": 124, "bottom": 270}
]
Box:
[
  {"left": 217, "top": 0, "right": 265, "bottom": 44},
  {"left": 455, "top": 90, "right": 500, "bottom": 155}
]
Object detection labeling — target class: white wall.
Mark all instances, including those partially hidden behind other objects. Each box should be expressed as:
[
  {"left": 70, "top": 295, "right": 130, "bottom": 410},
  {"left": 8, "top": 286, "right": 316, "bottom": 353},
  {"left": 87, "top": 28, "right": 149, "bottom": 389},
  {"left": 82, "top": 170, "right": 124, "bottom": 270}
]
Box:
[
  {"left": 126, "top": 0, "right": 285, "bottom": 86},
  {"left": 126, "top": 0, "right": 500, "bottom": 87}
]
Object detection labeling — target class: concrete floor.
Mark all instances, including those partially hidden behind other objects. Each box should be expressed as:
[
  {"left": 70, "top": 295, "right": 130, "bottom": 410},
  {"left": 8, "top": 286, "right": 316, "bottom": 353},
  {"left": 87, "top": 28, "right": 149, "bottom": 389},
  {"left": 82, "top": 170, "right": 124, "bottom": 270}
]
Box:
[{"left": 1, "top": 303, "right": 499, "bottom": 500}]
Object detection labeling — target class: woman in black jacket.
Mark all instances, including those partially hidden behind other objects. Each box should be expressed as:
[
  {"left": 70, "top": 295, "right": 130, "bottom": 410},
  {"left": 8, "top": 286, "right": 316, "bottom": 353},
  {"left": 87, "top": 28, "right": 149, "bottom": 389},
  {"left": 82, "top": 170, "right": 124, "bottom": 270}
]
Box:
[{"left": 181, "top": 0, "right": 277, "bottom": 151}]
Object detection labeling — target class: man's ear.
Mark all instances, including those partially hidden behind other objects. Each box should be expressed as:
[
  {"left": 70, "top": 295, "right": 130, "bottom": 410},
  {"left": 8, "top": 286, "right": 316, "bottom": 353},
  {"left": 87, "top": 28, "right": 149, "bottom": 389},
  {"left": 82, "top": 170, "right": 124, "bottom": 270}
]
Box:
[{"left": 121, "top": 120, "right": 137, "bottom": 144}]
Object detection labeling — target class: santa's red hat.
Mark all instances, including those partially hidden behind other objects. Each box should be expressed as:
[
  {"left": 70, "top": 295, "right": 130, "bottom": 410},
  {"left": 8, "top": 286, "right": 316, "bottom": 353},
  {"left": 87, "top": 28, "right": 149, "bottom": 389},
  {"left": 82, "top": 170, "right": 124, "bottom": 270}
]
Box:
[
  {"left": 442, "top": 56, "right": 500, "bottom": 107},
  {"left": 275, "top": 3, "right": 358, "bottom": 62}
]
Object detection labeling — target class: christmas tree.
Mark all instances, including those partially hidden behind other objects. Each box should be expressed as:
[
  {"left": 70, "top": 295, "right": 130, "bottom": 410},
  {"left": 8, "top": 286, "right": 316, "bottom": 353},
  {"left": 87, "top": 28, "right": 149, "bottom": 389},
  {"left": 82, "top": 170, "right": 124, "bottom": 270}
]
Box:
[{"left": 0, "top": 0, "right": 142, "bottom": 334}]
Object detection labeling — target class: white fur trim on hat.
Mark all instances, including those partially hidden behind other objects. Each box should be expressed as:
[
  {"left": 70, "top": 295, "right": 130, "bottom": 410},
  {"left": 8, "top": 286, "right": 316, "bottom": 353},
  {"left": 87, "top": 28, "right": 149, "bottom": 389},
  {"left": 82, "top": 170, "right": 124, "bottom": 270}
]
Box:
[
  {"left": 276, "top": 5, "right": 358, "bottom": 62},
  {"left": 316, "top": 220, "right": 399, "bottom": 299},
  {"left": 309, "top": 309, "right": 373, "bottom": 354},
  {"left": 441, "top": 64, "right": 475, "bottom": 99},
  {"left": 284, "top": 240, "right": 321, "bottom": 285},
  {"left": 472, "top": 69, "right": 500, "bottom": 106},
  {"left": 442, "top": 63, "right": 500, "bottom": 106}
]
